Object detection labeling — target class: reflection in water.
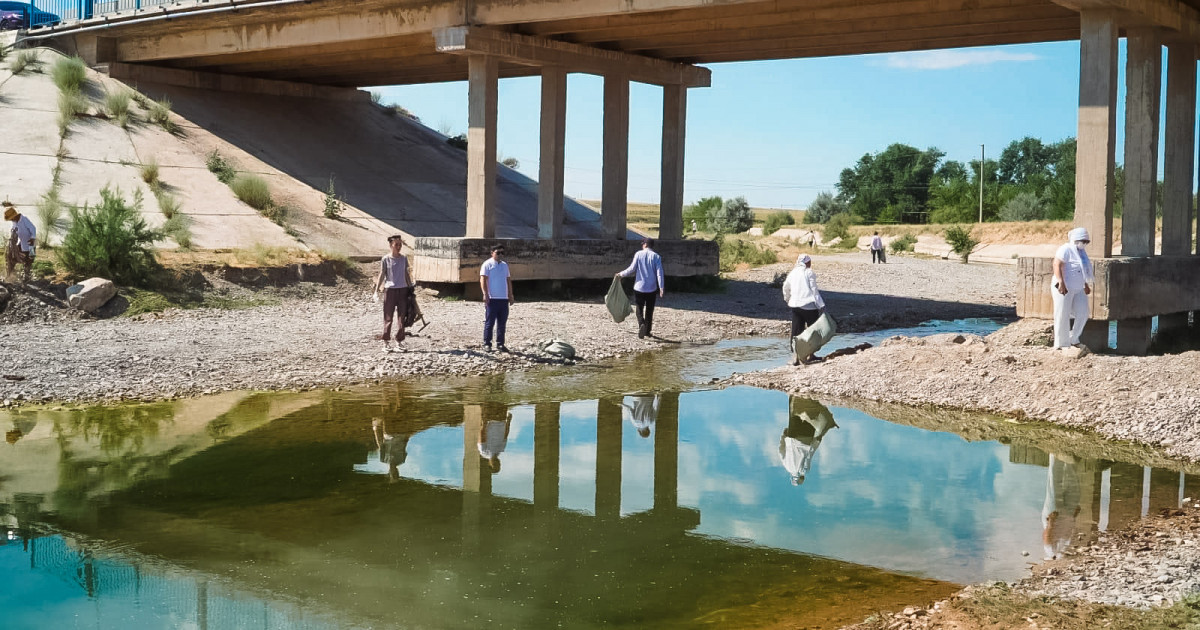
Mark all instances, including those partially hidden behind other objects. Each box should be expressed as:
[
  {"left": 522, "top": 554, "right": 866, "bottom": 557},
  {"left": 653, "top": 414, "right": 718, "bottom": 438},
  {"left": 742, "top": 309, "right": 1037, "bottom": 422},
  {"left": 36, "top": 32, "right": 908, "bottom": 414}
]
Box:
[
  {"left": 2, "top": 384, "right": 1199, "bottom": 629},
  {"left": 780, "top": 398, "right": 837, "bottom": 486}
]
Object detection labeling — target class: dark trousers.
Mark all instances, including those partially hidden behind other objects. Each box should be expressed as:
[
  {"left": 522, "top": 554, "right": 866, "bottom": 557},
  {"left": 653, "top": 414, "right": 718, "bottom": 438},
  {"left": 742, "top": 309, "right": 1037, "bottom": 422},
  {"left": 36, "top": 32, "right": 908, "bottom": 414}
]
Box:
[
  {"left": 635, "top": 290, "right": 658, "bottom": 337},
  {"left": 790, "top": 307, "right": 820, "bottom": 339},
  {"left": 484, "top": 298, "right": 509, "bottom": 345},
  {"left": 382, "top": 287, "right": 409, "bottom": 341},
  {"left": 871, "top": 249, "right": 882, "bottom": 263}
]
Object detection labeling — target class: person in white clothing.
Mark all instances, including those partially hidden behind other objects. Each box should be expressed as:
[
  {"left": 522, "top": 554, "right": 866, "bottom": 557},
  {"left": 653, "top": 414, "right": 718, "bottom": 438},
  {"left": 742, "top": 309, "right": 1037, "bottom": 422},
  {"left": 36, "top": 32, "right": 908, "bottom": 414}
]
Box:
[
  {"left": 480, "top": 244, "right": 514, "bottom": 352},
  {"left": 1041, "top": 453, "right": 1082, "bottom": 559},
  {"left": 1051, "top": 227, "right": 1093, "bottom": 349},
  {"left": 870, "top": 231, "right": 884, "bottom": 264},
  {"left": 779, "top": 397, "right": 837, "bottom": 486},
  {"left": 4, "top": 201, "right": 36, "bottom": 283},
  {"left": 621, "top": 394, "right": 659, "bottom": 438},
  {"left": 781, "top": 254, "right": 825, "bottom": 364},
  {"left": 478, "top": 408, "right": 513, "bottom": 474}
]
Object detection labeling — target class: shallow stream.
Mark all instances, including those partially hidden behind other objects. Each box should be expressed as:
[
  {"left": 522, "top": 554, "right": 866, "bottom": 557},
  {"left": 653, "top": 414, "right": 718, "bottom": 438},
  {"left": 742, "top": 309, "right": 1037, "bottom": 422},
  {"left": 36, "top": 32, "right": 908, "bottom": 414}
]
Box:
[{"left": 2, "top": 319, "right": 1197, "bottom": 629}]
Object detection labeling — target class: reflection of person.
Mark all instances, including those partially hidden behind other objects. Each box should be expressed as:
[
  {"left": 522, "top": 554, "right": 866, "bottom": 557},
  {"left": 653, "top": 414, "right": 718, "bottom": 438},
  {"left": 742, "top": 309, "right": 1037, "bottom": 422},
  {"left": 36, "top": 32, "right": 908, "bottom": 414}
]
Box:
[
  {"left": 478, "top": 409, "right": 513, "bottom": 474},
  {"left": 1042, "top": 453, "right": 1082, "bottom": 559},
  {"left": 480, "top": 244, "right": 514, "bottom": 353},
  {"left": 782, "top": 254, "right": 825, "bottom": 365},
  {"left": 779, "top": 398, "right": 836, "bottom": 486},
  {"left": 615, "top": 237, "right": 665, "bottom": 339},
  {"left": 621, "top": 394, "right": 659, "bottom": 438},
  {"left": 373, "top": 234, "right": 414, "bottom": 352},
  {"left": 1051, "top": 227, "right": 1093, "bottom": 350},
  {"left": 5, "top": 200, "right": 36, "bottom": 284},
  {"left": 372, "top": 417, "right": 413, "bottom": 482}
]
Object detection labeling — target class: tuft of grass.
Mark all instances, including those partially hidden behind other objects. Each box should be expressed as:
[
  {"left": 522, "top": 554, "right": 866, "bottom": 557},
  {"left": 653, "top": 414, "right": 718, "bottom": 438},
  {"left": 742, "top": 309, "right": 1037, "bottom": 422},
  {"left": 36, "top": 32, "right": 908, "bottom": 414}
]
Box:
[
  {"left": 140, "top": 158, "right": 159, "bottom": 186},
  {"left": 9, "top": 50, "right": 40, "bottom": 75},
  {"left": 315, "top": 248, "right": 351, "bottom": 265},
  {"left": 35, "top": 188, "right": 68, "bottom": 248},
  {"left": 56, "top": 89, "right": 88, "bottom": 137},
  {"left": 716, "top": 235, "right": 778, "bottom": 272},
  {"left": 50, "top": 56, "right": 87, "bottom": 93},
  {"left": 155, "top": 191, "right": 181, "bottom": 219},
  {"left": 889, "top": 233, "right": 917, "bottom": 254},
  {"left": 148, "top": 98, "right": 178, "bottom": 133},
  {"left": 230, "top": 174, "right": 273, "bottom": 211},
  {"left": 104, "top": 89, "right": 132, "bottom": 128},
  {"left": 205, "top": 150, "right": 237, "bottom": 184},
  {"left": 161, "top": 213, "right": 193, "bottom": 250},
  {"left": 233, "top": 244, "right": 293, "bottom": 267},
  {"left": 31, "top": 259, "right": 56, "bottom": 279}
]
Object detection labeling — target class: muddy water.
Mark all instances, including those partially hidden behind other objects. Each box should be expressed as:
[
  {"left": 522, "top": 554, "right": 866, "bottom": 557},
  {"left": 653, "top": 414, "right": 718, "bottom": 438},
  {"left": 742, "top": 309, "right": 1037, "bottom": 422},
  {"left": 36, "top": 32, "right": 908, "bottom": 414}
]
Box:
[{"left": 2, "top": 320, "right": 1197, "bottom": 629}]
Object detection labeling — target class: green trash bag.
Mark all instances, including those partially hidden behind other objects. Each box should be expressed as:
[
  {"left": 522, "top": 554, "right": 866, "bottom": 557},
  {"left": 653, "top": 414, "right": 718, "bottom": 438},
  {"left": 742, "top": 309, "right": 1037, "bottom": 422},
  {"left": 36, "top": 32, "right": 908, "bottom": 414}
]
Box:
[
  {"left": 792, "top": 312, "right": 837, "bottom": 364},
  {"left": 541, "top": 339, "right": 576, "bottom": 359},
  {"left": 606, "top": 276, "right": 633, "bottom": 323}
]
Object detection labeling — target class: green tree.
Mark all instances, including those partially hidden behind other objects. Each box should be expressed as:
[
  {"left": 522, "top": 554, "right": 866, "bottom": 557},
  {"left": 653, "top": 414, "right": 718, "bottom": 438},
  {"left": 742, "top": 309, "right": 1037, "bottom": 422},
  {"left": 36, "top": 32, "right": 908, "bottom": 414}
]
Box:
[
  {"left": 998, "top": 190, "right": 1050, "bottom": 221},
  {"left": 762, "top": 211, "right": 795, "bottom": 235},
  {"left": 803, "top": 191, "right": 848, "bottom": 224},
  {"left": 837, "top": 144, "right": 944, "bottom": 223},
  {"left": 684, "top": 196, "right": 722, "bottom": 231},
  {"left": 708, "top": 196, "right": 753, "bottom": 234}
]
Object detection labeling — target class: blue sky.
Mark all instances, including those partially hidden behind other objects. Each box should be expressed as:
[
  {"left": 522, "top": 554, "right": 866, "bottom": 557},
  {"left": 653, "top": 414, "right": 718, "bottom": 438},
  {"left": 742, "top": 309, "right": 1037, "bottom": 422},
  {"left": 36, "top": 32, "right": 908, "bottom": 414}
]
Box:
[{"left": 373, "top": 41, "right": 1146, "bottom": 209}]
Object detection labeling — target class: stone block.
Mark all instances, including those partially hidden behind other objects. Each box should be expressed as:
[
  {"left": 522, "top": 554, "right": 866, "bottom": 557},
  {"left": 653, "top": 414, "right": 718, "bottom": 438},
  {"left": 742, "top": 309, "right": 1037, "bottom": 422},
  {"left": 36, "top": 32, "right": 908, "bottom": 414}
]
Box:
[
  {"left": 66, "top": 278, "right": 117, "bottom": 313},
  {"left": 1018, "top": 255, "right": 1200, "bottom": 321}
]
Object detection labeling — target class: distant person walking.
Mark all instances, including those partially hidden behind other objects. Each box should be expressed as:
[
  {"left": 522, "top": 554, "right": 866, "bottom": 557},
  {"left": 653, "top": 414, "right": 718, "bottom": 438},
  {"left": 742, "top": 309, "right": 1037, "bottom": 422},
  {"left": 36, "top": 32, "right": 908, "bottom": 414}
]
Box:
[
  {"left": 481, "top": 244, "right": 514, "bottom": 352},
  {"left": 691, "top": 220, "right": 698, "bottom": 235},
  {"left": 4, "top": 200, "right": 36, "bottom": 284},
  {"left": 373, "top": 234, "right": 413, "bottom": 352},
  {"left": 870, "top": 231, "right": 884, "bottom": 264},
  {"left": 782, "top": 253, "right": 825, "bottom": 364},
  {"left": 1051, "top": 227, "right": 1093, "bottom": 350},
  {"left": 616, "top": 237, "right": 665, "bottom": 339}
]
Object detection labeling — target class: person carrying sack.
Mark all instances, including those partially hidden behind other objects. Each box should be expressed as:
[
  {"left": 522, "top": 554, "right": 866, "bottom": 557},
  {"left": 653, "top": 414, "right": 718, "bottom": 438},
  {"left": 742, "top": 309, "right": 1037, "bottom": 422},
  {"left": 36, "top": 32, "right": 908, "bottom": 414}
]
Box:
[
  {"left": 4, "top": 200, "right": 36, "bottom": 284},
  {"left": 782, "top": 253, "right": 826, "bottom": 365},
  {"left": 373, "top": 234, "right": 414, "bottom": 352}
]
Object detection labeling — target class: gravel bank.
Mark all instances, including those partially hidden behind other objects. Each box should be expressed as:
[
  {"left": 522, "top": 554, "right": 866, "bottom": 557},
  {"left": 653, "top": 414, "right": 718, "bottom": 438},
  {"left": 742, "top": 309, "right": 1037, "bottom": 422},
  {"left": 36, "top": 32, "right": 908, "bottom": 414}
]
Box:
[{"left": 0, "top": 252, "right": 1012, "bottom": 407}]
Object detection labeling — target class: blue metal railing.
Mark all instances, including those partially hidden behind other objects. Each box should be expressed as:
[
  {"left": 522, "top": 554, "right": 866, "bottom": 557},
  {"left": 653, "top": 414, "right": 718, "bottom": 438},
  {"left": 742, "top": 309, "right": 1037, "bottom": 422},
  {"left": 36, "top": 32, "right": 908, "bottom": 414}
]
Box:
[{"left": 10, "top": 0, "right": 175, "bottom": 29}]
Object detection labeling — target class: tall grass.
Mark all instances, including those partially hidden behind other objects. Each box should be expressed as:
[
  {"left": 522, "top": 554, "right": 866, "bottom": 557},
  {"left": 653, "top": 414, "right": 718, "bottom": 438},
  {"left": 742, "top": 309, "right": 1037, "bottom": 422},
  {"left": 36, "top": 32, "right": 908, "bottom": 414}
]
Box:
[
  {"left": 105, "top": 89, "right": 132, "bottom": 128},
  {"left": 35, "top": 188, "right": 68, "bottom": 248},
  {"left": 56, "top": 89, "right": 88, "bottom": 137},
  {"left": 148, "top": 98, "right": 177, "bottom": 133},
  {"left": 205, "top": 150, "right": 236, "bottom": 184},
  {"left": 155, "top": 191, "right": 181, "bottom": 219},
  {"left": 230, "top": 174, "right": 272, "bottom": 211},
  {"left": 50, "top": 56, "right": 87, "bottom": 93},
  {"left": 140, "top": 158, "right": 159, "bottom": 186},
  {"left": 9, "top": 50, "right": 40, "bottom": 75},
  {"left": 161, "top": 214, "right": 193, "bottom": 250},
  {"left": 59, "top": 187, "right": 162, "bottom": 285}
]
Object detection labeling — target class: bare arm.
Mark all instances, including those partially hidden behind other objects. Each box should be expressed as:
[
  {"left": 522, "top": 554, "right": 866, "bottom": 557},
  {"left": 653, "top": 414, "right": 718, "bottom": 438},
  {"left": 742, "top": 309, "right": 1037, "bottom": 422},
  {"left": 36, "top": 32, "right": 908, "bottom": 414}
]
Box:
[
  {"left": 507, "top": 275, "right": 514, "bottom": 304},
  {"left": 375, "top": 265, "right": 386, "bottom": 293},
  {"left": 480, "top": 274, "right": 489, "bottom": 300}
]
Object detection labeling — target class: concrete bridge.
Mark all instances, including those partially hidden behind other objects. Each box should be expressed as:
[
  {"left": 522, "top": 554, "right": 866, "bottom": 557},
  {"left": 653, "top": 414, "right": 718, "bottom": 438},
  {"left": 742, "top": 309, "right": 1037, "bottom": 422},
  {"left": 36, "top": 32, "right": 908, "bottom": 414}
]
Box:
[{"left": 18, "top": 0, "right": 1200, "bottom": 343}]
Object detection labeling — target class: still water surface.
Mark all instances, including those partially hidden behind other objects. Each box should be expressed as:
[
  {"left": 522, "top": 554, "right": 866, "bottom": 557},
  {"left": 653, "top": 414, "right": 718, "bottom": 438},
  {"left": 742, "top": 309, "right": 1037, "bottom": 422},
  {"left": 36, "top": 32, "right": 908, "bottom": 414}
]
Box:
[{"left": 2, "top": 320, "right": 1197, "bottom": 629}]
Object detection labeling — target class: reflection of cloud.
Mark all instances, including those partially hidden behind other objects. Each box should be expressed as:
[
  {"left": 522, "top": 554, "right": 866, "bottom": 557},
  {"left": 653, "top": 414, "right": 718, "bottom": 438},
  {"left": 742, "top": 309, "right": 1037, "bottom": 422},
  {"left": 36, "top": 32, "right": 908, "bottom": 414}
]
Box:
[{"left": 875, "top": 49, "right": 1040, "bottom": 70}]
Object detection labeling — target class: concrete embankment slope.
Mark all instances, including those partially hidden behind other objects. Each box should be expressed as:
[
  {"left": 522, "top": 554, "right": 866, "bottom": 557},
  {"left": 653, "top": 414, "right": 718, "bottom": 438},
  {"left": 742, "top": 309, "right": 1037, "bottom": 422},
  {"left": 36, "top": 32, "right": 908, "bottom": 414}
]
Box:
[{"left": 0, "top": 44, "right": 618, "bottom": 255}]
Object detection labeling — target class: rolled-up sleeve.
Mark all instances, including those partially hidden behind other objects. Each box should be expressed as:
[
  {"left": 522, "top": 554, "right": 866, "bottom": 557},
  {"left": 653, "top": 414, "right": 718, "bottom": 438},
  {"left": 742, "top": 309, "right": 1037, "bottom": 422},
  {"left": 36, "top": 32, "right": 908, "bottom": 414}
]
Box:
[{"left": 807, "top": 272, "right": 825, "bottom": 309}]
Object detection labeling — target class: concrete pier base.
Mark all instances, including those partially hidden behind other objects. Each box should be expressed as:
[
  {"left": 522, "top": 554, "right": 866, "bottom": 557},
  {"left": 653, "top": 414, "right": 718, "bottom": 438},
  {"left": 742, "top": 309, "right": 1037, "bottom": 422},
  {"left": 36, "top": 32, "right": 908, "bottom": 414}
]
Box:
[
  {"left": 1081, "top": 320, "right": 1109, "bottom": 352},
  {"left": 1116, "top": 318, "right": 1153, "bottom": 355}
]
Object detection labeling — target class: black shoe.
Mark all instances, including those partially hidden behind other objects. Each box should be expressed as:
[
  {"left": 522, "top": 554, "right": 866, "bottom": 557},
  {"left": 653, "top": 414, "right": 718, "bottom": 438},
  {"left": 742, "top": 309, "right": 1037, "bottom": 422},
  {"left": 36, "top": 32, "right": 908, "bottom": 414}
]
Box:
[
  {"left": 483, "top": 343, "right": 493, "bottom": 352},
  {"left": 497, "top": 345, "right": 509, "bottom": 353}
]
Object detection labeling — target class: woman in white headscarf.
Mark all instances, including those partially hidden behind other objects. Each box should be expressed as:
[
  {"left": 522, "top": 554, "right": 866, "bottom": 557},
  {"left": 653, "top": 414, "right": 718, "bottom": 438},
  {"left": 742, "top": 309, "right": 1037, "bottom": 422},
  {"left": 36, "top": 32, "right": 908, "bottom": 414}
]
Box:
[
  {"left": 1051, "top": 227, "right": 1094, "bottom": 349},
  {"left": 782, "top": 254, "right": 825, "bottom": 363}
]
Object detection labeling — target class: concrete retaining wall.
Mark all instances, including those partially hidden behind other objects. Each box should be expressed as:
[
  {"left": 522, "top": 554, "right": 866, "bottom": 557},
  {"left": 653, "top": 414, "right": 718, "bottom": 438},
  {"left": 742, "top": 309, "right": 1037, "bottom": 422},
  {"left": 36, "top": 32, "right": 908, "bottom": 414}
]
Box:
[
  {"left": 1017, "top": 255, "right": 1200, "bottom": 320},
  {"left": 411, "top": 238, "right": 718, "bottom": 283}
]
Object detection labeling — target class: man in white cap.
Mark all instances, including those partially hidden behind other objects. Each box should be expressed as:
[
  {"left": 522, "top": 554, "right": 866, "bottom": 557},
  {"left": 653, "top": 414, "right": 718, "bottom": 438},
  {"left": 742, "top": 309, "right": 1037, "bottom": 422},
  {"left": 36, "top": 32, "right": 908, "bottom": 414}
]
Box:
[
  {"left": 4, "top": 200, "right": 36, "bottom": 284},
  {"left": 782, "top": 253, "right": 825, "bottom": 364},
  {"left": 1051, "top": 227, "right": 1093, "bottom": 349}
]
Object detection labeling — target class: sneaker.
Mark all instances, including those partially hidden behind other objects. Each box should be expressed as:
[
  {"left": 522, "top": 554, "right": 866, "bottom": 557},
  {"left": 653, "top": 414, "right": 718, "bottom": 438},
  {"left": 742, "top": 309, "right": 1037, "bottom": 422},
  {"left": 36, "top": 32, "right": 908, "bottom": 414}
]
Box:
[
  {"left": 497, "top": 345, "right": 509, "bottom": 353},
  {"left": 483, "top": 343, "right": 493, "bottom": 352}
]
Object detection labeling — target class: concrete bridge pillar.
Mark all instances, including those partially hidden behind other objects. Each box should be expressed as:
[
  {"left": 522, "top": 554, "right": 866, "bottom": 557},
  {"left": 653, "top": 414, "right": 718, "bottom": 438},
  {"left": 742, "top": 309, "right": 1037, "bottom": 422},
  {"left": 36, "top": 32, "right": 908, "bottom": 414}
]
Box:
[
  {"left": 538, "top": 68, "right": 568, "bottom": 239},
  {"left": 466, "top": 55, "right": 499, "bottom": 239},
  {"left": 654, "top": 392, "right": 680, "bottom": 510},
  {"left": 602, "top": 75, "right": 631, "bottom": 239},
  {"left": 534, "top": 402, "right": 561, "bottom": 510},
  {"left": 596, "top": 397, "right": 623, "bottom": 519},
  {"left": 1118, "top": 27, "right": 1163, "bottom": 355},
  {"left": 659, "top": 85, "right": 687, "bottom": 240},
  {"left": 1076, "top": 10, "right": 1119, "bottom": 260},
  {"left": 1161, "top": 42, "right": 1197, "bottom": 336}
]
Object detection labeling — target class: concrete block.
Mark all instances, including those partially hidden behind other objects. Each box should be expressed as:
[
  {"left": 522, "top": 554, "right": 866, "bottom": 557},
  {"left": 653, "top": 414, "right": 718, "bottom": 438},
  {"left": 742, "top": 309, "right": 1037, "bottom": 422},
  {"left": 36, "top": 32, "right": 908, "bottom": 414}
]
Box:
[{"left": 1018, "top": 255, "right": 1200, "bottom": 321}]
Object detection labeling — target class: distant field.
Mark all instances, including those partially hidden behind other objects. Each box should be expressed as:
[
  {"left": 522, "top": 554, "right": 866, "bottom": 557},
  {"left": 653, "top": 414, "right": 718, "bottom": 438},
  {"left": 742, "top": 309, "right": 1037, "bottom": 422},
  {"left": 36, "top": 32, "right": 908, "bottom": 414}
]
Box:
[{"left": 579, "top": 200, "right": 805, "bottom": 228}]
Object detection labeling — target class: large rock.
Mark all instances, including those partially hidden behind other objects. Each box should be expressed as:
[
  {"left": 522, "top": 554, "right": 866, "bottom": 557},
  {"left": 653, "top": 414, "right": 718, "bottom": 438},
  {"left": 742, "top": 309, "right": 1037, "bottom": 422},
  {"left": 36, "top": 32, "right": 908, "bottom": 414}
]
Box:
[{"left": 66, "top": 278, "right": 117, "bottom": 313}]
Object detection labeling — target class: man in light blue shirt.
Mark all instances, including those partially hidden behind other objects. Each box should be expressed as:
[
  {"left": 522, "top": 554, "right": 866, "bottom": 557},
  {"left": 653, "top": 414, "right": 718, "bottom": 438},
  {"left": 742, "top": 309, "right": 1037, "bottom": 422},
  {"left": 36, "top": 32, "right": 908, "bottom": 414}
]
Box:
[{"left": 615, "top": 237, "right": 664, "bottom": 339}]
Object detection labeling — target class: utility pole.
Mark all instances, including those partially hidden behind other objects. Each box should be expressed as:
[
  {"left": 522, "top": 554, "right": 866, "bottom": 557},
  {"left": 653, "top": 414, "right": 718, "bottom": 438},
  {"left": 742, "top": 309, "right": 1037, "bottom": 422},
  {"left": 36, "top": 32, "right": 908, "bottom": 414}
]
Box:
[{"left": 978, "top": 144, "right": 985, "bottom": 223}]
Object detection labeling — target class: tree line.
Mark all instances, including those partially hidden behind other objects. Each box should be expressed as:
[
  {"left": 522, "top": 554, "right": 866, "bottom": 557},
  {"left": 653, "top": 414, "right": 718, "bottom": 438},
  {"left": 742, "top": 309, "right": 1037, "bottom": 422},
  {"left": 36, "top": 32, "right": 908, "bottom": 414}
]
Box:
[{"left": 807, "top": 137, "right": 1104, "bottom": 225}]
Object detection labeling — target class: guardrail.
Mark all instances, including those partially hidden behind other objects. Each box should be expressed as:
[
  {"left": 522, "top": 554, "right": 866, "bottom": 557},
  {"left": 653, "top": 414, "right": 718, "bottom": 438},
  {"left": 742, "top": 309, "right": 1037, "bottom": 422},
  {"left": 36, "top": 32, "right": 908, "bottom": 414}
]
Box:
[{"left": 3, "top": 0, "right": 175, "bottom": 30}]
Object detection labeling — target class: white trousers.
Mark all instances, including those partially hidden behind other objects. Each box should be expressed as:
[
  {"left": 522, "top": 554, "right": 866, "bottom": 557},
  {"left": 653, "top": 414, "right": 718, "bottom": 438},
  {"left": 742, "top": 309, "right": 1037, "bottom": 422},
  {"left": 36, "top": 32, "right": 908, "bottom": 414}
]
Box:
[{"left": 1051, "top": 285, "right": 1089, "bottom": 348}]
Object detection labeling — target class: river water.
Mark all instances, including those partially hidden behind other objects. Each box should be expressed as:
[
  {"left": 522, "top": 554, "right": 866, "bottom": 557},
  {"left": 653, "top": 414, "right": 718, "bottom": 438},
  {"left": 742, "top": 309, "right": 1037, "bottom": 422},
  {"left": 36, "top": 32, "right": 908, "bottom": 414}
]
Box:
[{"left": 2, "top": 320, "right": 1197, "bottom": 629}]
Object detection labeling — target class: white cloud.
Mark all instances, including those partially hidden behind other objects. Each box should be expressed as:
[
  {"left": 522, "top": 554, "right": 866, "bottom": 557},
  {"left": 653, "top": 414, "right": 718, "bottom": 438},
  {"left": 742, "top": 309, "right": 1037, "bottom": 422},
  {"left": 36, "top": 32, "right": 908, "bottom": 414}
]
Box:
[{"left": 877, "top": 49, "right": 1040, "bottom": 70}]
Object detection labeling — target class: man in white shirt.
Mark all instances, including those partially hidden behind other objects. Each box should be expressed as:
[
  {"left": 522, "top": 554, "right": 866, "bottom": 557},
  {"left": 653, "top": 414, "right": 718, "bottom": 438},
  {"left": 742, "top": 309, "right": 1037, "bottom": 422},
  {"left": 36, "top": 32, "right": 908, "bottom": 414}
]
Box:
[
  {"left": 4, "top": 201, "right": 36, "bottom": 283},
  {"left": 781, "top": 254, "right": 825, "bottom": 364},
  {"left": 870, "top": 231, "right": 884, "bottom": 264},
  {"left": 480, "top": 244, "right": 514, "bottom": 352},
  {"left": 615, "top": 237, "right": 665, "bottom": 339}
]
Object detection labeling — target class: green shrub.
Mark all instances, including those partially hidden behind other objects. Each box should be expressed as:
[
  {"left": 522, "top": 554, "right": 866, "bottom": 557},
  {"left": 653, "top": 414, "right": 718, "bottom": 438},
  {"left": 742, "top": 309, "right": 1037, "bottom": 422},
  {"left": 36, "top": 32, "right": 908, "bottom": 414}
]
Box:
[
  {"left": 998, "top": 190, "right": 1050, "bottom": 222},
  {"left": 945, "top": 225, "right": 979, "bottom": 263},
  {"left": 822, "top": 212, "right": 854, "bottom": 244},
  {"left": 161, "top": 213, "right": 193, "bottom": 250},
  {"left": 708, "top": 195, "right": 754, "bottom": 234},
  {"left": 148, "top": 98, "right": 177, "bottom": 133},
  {"left": 51, "top": 56, "right": 87, "bottom": 93},
  {"left": 155, "top": 191, "right": 181, "bottom": 219},
  {"left": 762, "top": 211, "right": 795, "bottom": 235},
  {"left": 59, "top": 187, "right": 161, "bottom": 285},
  {"left": 803, "top": 191, "right": 848, "bottom": 224},
  {"left": 684, "top": 196, "right": 721, "bottom": 232},
  {"left": 140, "top": 158, "right": 159, "bottom": 185},
  {"left": 230, "top": 174, "right": 272, "bottom": 210},
  {"left": 717, "top": 236, "right": 778, "bottom": 272},
  {"left": 205, "top": 150, "right": 237, "bottom": 184},
  {"left": 323, "top": 176, "right": 343, "bottom": 219},
  {"left": 10, "top": 50, "right": 40, "bottom": 75},
  {"left": 446, "top": 133, "right": 468, "bottom": 150},
  {"left": 889, "top": 233, "right": 917, "bottom": 254},
  {"left": 35, "top": 188, "right": 67, "bottom": 248},
  {"left": 56, "top": 89, "right": 87, "bottom": 136},
  {"left": 31, "top": 259, "right": 56, "bottom": 279},
  {"left": 105, "top": 89, "right": 132, "bottom": 128}
]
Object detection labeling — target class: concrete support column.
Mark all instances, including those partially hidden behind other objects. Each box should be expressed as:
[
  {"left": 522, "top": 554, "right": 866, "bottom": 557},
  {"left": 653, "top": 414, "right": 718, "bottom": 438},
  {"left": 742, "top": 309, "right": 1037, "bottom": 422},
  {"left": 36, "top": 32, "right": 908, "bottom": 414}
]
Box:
[
  {"left": 1118, "top": 27, "right": 1162, "bottom": 355},
  {"left": 654, "top": 392, "right": 680, "bottom": 511},
  {"left": 659, "top": 84, "right": 687, "bottom": 240},
  {"left": 538, "top": 67, "right": 567, "bottom": 239},
  {"left": 602, "top": 75, "right": 630, "bottom": 239},
  {"left": 1162, "top": 43, "right": 1197, "bottom": 337},
  {"left": 595, "top": 397, "right": 623, "bottom": 519},
  {"left": 1076, "top": 10, "right": 1119, "bottom": 258},
  {"left": 534, "top": 403, "right": 561, "bottom": 511},
  {"left": 466, "top": 55, "right": 499, "bottom": 239},
  {"left": 462, "top": 405, "right": 491, "bottom": 552}
]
